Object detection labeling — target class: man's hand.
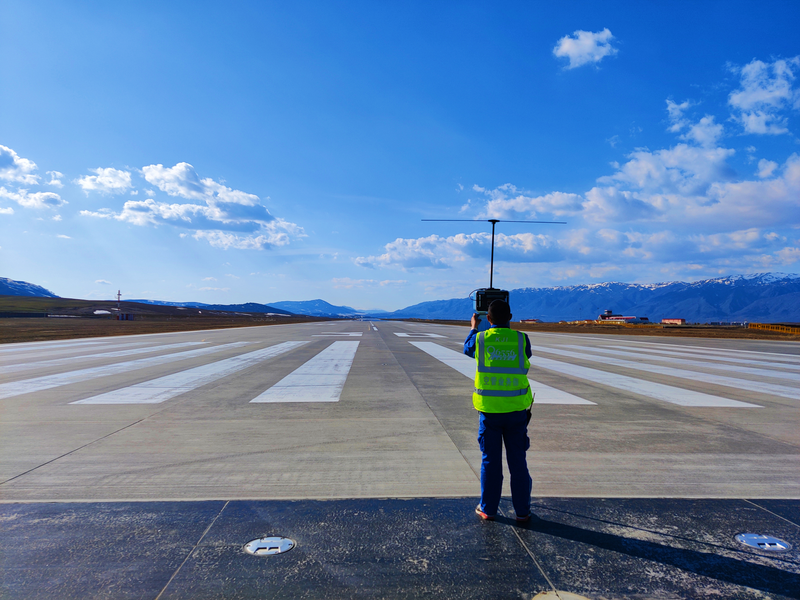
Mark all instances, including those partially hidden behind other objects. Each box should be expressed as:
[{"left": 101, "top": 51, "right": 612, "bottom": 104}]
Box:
[{"left": 471, "top": 313, "right": 481, "bottom": 330}]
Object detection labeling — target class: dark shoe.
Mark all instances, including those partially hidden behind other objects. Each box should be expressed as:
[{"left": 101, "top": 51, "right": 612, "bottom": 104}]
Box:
[
  {"left": 515, "top": 513, "right": 531, "bottom": 523},
  {"left": 475, "top": 505, "right": 495, "bottom": 520}
]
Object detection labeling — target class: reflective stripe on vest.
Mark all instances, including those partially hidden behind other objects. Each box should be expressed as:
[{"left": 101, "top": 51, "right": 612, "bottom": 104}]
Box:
[{"left": 474, "top": 387, "right": 530, "bottom": 397}]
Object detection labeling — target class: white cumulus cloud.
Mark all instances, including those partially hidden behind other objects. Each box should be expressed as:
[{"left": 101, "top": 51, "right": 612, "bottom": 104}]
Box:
[
  {"left": 553, "top": 28, "right": 618, "bottom": 69},
  {"left": 0, "top": 186, "right": 66, "bottom": 209},
  {"left": 0, "top": 145, "right": 39, "bottom": 184},
  {"left": 82, "top": 162, "right": 305, "bottom": 250},
  {"left": 0, "top": 207, "right": 13, "bottom": 215},
  {"left": 728, "top": 57, "right": 800, "bottom": 135},
  {"left": 46, "top": 171, "right": 64, "bottom": 188},
  {"left": 758, "top": 159, "right": 778, "bottom": 178},
  {"left": 472, "top": 184, "right": 583, "bottom": 219},
  {"left": 75, "top": 167, "right": 133, "bottom": 194}
]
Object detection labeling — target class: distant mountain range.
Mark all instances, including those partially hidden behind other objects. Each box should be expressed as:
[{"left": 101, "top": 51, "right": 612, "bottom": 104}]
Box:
[
  {"left": 381, "top": 273, "right": 800, "bottom": 323},
  {"left": 128, "top": 300, "right": 294, "bottom": 316},
  {"left": 267, "top": 299, "right": 366, "bottom": 317},
  {"left": 3, "top": 273, "right": 799, "bottom": 322}
]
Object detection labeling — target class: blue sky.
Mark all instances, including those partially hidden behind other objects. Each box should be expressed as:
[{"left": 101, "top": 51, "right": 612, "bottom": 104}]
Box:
[{"left": 1, "top": 1, "right": 799, "bottom": 310}]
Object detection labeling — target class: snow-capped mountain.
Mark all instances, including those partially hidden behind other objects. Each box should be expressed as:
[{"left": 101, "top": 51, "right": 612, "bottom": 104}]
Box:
[
  {"left": 267, "top": 299, "right": 362, "bottom": 317},
  {"left": 381, "top": 273, "right": 800, "bottom": 323},
  {"left": 0, "top": 277, "right": 59, "bottom": 298}
]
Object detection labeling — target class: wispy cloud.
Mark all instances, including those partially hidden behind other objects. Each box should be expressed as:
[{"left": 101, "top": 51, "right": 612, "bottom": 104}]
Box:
[
  {"left": 332, "top": 277, "right": 408, "bottom": 289},
  {"left": 95, "top": 279, "right": 111, "bottom": 285}
]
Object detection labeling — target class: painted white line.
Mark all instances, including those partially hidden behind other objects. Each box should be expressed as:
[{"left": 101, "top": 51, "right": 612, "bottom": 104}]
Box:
[
  {"left": 532, "top": 347, "right": 771, "bottom": 404},
  {"left": 528, "top": 353, "right": 762, "bottom": 408},
  {"left": 603, "top": 344, "right": 800, "bottom": 372},
  {"left": 0, "top": 339, "right": 163, "bottom": 365},
  {"left": 0, "top": 342, "right": 251, "bottom": 400},
  {"left": 409, "top": 341, "right": 596, "bottom": 405},
  {"left": 2, "top": 342, "right": 206, "bottom": 374},
  {"left": 562, "top": 344, "right": 800, "bottom": 383},
  {"left": 72, "top": 342, "right": 308, "bottom": 404},
  {"left": 312, "top": 332, "right": 363, "bottom": 337},
  {"left": 394, "top": 333, "right": 445, "bottom": 338},
  {"left": 251, "top": 341, "right": 359, "bottom": 403},
  {"left": 611, "top": 339, "right": 800, "bottom": 365},
  {"left": 0, "top": 338, "right": 118, "bottom": 354}
]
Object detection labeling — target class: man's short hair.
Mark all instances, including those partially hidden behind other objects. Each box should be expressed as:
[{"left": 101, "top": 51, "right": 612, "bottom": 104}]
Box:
[{"left": 488, "top": 300, "right": 511, "bottom": 324}]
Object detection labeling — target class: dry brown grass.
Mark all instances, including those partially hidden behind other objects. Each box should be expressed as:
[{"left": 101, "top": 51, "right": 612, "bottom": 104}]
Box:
[
  {"left": 0, "top": 315, "right": 327, "bottom": 344},
  {"left": 409, "top": 319, "right": 800, "bottom": 341}
]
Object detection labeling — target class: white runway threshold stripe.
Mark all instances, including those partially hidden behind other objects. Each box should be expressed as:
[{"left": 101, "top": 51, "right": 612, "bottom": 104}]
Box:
[
  {"left": 72, "top": 341, "right": 308, "bottom": 404},
  {"left": 0, "top": 342, "right": 252, "bottom": 400},
  {"left": 603, "top": 344, "right": 800, "bottom": 372},
  {"left": 2, "top": 341, "right": 207, "bottom": 374},
  {"left": 250, "top": 341, "right": 360, "bottom": 403},
  {"left": 535, "top": 346, "right": 793, "bottom": 401},
  {"left": 610, "top": 339, "right": 800, "bottom": 365},
  {"left": 408, "top": 341, "right": 596, "bottom": 405},
  {"left": 528, "top": 352, "right": 762, "bottom": 408},
  {"left": 562, "top": 344, "right": 800, "bottom": 383}
]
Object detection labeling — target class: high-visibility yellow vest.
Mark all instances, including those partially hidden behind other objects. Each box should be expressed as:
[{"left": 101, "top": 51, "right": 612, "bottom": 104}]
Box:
[{"left": 472, "top": 328, "right": 533, "bottom": 413}]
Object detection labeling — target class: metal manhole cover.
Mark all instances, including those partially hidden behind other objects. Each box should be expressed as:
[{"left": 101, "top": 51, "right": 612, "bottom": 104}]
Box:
[
  {"left": 244, "top": 537, "right": 295, "bottom": 556},
  {"left": 735, "top": 533, "right": 792, "bottom": 553}
]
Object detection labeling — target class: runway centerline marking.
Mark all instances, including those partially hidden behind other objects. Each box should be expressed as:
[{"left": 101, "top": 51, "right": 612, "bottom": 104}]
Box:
[
  {"left": 394, "top": 333, "right": 445, "bottom": 338},
  {"left": 535, "top": 346, "right": 794, "bottom": 400},
  {"left": 0, "top": 342, "right": 252, "bottom": 400},
  {"left": 409, "top": 341, "right": 596, "bottom": 405},
  {"left": 2, "top": 341, "right": 207, "bottom": 374},
  {"left": 251, "top": 341, "right": 360, "bottom": 403},
  {"left": 72, "top": 342, "right": 308, "bottom": 404},
  {"left": 312, "top": 332, "right": 363, "bottom": 337}
]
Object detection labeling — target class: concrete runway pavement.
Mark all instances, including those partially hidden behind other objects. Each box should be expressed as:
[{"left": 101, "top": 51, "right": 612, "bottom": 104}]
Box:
[{"left": 1, "top": 320, "right": 798, "bottom": 598}]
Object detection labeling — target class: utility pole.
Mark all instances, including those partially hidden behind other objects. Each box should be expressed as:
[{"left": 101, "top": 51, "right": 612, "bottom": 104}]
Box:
[{"left": 117, "top": 290, "right": 121, "bottom": 311}]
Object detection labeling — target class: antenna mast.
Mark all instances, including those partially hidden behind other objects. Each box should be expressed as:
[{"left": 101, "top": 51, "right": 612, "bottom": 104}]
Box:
[{"left": 421, "top": 219, "right": 565, "bottom": 289}]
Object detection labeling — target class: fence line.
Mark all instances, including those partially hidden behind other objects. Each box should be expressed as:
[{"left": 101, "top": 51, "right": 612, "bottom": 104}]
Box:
[{"left": 748, "top": 323, "right": 800, "bottom": 335}]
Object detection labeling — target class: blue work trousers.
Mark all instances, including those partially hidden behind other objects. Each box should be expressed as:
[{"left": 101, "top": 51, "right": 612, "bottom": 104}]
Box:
[{"left": 477, "top": 409, "right": 532, "bottom": 517}]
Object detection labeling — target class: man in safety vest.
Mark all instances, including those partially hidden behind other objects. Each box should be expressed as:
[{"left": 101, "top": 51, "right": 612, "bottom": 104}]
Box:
[{"left": 463, "top": 299, "right": 533, "bottom": 522}]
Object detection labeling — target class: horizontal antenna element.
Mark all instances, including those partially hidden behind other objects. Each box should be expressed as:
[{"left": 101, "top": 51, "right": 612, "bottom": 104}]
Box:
[{"left": 422, "top": 219, "right": 566, "bottom": 288}]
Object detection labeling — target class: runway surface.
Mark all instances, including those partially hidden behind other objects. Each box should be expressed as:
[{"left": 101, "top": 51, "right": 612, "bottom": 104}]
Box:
[{"left": 1, "top": 320, "right": 798, "bottom": 598}]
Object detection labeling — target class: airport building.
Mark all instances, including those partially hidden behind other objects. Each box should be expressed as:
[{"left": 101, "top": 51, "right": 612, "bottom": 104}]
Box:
[{"left": 597, "top": 309, "right": 650, "bottom": 324}]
